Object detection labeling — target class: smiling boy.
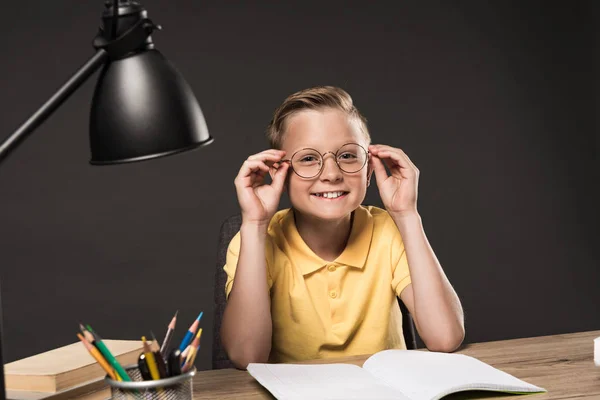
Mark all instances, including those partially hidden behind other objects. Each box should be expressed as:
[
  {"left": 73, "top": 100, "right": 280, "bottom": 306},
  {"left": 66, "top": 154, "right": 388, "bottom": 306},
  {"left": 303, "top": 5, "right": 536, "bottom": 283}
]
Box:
[{"left": 221, "top": 86, "right": 464, "bottom": 369}]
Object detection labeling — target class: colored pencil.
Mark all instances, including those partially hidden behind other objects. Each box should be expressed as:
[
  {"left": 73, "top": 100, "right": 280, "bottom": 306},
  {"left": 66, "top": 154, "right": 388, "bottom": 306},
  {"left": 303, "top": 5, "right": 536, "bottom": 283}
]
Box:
[
  {"left": 180, "top": 344, "right": 191, "bottom": 361},
  {"left": 142, "top": 336, "right": 161, "bottom": 380},
  {"left": 150, "top": 331, "right": 167, "bottom": 378},
  {"left": 182, "top": 334, "right": 199, "bottom": 367},
  {"left": 181, "top": 347, "right": 196, "bottom": 372},
  {"left": 79, "top": 323, "right": 95, "bottom": 344},
  {"left": 85, "top": 324, "right": 131, "bottom": 381},
  {"left": 182, "top": 329, "right": 202, "bottom": 371},
  {"left": 178, "top": 311, "right": 203, "bottom": 352},
  {"left": 159, "top": 310, "right": 178, "bottom": 357},
  {"left": 77, "top": 333, "right": 117, "bottom": 380}
]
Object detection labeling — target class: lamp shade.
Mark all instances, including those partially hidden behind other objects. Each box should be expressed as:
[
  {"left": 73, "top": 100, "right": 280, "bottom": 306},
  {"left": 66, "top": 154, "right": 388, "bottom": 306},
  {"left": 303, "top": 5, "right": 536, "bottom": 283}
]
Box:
[{"left": 89, "top": 48, "right": 213, "bottom": 164}]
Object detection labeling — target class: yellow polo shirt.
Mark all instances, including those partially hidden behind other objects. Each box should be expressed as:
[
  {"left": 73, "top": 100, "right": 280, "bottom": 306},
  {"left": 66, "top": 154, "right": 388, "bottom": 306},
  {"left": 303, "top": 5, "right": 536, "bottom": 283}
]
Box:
[{"left": 223, "top": 205, "right": 412, "bottom": 363}]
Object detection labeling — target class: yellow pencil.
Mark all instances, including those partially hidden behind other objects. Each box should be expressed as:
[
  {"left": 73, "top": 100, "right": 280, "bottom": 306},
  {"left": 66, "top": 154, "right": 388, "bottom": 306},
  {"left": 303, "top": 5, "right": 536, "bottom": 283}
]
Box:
[
  {"left": 181, "top": 328, "right": 202, "bottom": 362},
  {"left": 180, "top": 328, "right": 202, "bottom": 364},
  {"left": 77, "top": 333, "right": 117, "bottom": 380},
  {"left": 142, "top": 336, "right": 161, "bottom": 380},
  {"left": 183, "top": 346, "right": 196, "bottom": 369},
  {"left": 182, "top": 329, "right": 202, "bottom": 372},
  {"left": 182, "top": 348, "right": 195, "bottom": 372}
]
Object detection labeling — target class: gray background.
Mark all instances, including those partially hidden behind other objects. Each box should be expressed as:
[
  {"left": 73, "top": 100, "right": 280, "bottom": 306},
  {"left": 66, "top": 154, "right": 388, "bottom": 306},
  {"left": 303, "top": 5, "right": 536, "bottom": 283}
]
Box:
[{"left": 0, "top": 0, "right": 597, "bottom": 372}]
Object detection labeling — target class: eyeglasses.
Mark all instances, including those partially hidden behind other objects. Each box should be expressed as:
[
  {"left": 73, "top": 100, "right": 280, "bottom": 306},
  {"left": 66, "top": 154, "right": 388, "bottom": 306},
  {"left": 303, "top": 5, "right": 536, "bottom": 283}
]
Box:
[{"left": 281, "top": 143, "right": 369, "bottom": 179}]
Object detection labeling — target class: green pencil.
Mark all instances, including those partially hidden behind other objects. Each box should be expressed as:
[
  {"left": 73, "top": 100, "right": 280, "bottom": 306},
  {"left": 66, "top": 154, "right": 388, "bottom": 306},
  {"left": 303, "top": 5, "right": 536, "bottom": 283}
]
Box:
[{"left": 86, "top": 324, "right": 131, "bottom": 382}]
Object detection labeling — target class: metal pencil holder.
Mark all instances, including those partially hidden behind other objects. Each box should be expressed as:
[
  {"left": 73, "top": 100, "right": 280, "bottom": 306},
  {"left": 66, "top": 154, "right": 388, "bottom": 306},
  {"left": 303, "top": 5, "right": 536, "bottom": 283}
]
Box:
[{"left": 106, "top": 364, "right": 196, "bottom": 400}]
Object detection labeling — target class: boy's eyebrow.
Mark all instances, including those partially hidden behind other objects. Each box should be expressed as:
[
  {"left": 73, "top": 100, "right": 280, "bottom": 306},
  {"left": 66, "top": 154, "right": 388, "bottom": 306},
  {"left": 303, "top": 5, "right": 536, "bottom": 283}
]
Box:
[{"left": 289, "top": 142, "right": 362, "bottom": 153}]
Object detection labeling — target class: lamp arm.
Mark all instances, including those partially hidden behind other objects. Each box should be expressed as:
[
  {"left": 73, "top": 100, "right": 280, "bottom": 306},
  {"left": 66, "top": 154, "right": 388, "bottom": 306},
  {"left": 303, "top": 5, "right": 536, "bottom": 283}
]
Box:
[
  {"left": 0, "top": 48, "right": 107, "bottom": 400},
  {"left": 0, "top": 4, "right": 164, "bottom": 398},
  {"left": 0, "top": 49, "right": 108, "bottom": 165}
]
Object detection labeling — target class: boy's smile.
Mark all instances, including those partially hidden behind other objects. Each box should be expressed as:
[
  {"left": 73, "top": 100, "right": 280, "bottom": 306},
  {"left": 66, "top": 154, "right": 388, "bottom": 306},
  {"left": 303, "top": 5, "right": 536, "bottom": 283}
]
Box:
[{"left": 311, "top": 191, "right": 349, "bottom": 199}]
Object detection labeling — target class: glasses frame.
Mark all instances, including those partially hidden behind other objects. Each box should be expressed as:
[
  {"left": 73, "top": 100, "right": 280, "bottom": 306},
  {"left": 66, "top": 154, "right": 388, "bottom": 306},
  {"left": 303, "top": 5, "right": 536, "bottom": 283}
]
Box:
[{"left": 280, "top": 142, "right": 370, "bottom": 179}]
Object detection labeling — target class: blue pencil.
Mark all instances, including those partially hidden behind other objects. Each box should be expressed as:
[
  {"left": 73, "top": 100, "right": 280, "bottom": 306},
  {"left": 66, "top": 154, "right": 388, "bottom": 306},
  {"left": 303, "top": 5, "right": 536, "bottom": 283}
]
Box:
[{"left": 178, "top": 312, "right": 203, "bottom": 352}]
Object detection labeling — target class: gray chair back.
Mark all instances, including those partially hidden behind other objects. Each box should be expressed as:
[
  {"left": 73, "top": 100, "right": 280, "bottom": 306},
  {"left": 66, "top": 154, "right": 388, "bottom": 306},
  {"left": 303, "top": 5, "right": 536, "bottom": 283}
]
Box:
[{"left": 212, "top": 214, "right": 418, "bottom": 369}]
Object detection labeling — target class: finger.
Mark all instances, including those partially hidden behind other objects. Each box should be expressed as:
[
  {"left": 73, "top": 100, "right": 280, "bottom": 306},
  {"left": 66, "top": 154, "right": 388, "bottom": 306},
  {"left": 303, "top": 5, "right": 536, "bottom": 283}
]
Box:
[
  {"left": 248, "top": 150, "right": 286, "bottom": 163},
  {"left": 371, "top": 145, "right": 418, "bottom": 172},
  {"left": 271, "top": 160, "right": 290, "bottom": 170},
  {"left": 370, "top": 155, "right": 389, "bottom": 187},
  {"left": 374, "top": 149, "right": 416, "bottom": 176},
  {"left": 393, "top": 148, "right": 418, "bottom": 171},
  {"left": 238, "top": 159, "right": 271, "bottom": 180},
  {"left": 251, "top": 172, "right": 267, "bottom": 188},
  {"left": 237, "top": 168, "right": 270, "bottom": 190},
  {"left": 369, "top": 148, "right": 402, "bottom": 170},
  {"left": 252, "top": 155, "right": 288, "bottom": 169},
  {"left": 251, "top": 166, "right": 270, "bottom": 179},
  {"left": 270, "top": 161, "right": 289, "bottom": 192},
  {"left": 248, "top": 150, "right": 285, "bottom": 160}
]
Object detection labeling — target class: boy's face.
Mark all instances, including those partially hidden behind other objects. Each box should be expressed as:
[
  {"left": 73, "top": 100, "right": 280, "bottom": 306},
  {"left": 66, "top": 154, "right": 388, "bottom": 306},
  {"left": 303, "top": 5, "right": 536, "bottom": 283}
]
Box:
[{"left": 279, "top": 108, "right": 371, "bottom": 222}]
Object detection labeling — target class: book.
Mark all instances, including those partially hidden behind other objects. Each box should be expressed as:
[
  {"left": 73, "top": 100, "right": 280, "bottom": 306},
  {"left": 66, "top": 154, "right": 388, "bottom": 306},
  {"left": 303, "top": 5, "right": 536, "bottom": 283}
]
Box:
[
  {"left": 7, "top": 376, "right": 109, "bottom": 400},
  {"left": 247, "top": 349, "right": 547, "bottom": 400},
  {"left": 5, "top": 339, "right": 155, "bottom": 394}
]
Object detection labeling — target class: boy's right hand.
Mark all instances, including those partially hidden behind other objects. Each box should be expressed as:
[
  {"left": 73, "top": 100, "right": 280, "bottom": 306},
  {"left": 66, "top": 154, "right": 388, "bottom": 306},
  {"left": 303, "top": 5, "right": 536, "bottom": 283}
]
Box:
[{"left": 234, "top": 149, "right": 289, "bottom": 227}]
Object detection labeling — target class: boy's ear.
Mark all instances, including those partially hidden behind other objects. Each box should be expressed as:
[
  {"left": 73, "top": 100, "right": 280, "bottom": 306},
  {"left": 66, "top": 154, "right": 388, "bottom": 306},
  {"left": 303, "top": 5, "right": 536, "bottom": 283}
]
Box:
[
  {"left": 283, "top": 171, "right": 289, "bottom": 192},
  {"left": 367, "top": 157, "right": 374, "bottom": 187}
]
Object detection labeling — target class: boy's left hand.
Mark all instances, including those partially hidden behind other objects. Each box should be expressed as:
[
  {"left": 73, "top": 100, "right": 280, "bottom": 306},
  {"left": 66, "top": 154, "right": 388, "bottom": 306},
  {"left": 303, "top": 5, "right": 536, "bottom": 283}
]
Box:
[{"left": 368, "top": 144, "right": 419, "bottom": 218}]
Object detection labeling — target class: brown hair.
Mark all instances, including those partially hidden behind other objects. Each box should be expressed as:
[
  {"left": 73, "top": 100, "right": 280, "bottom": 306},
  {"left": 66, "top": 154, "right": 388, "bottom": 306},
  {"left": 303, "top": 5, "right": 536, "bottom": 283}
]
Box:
[{"left": 266, "top": 86, "right": 371, "bottom": 149}]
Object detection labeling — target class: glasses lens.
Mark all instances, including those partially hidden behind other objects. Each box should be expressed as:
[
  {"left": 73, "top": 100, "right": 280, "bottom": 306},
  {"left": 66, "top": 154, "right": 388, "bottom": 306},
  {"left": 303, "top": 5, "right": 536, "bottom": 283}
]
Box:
[
  {"left": 337, "top": 144, "right": 367, "bottom": 173},
  {"left": 291, "top": 149, "right": 322, "bottom": 178}
]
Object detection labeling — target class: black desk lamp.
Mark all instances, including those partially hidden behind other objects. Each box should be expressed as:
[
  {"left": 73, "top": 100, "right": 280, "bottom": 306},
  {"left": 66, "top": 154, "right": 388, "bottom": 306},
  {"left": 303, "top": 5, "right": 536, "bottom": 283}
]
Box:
[{"left": 0, "top": 0, "right": 213, "bottom": 397}]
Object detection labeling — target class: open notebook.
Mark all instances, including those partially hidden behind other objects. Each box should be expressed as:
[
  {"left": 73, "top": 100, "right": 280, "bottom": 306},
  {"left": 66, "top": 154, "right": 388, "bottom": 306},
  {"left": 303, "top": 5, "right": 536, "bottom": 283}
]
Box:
[{"left": 247, "top": 350, "right": 546, "bottom": 400}]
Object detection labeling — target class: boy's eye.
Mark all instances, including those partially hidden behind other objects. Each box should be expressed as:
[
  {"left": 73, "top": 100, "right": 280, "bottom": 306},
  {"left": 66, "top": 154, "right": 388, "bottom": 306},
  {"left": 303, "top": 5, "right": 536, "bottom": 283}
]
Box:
[
  {"left": 338, "top": 152, "right": 358, "bottom": 160},
  {"left": 299, "top": 155, "right": 319, "bottom": 163}
]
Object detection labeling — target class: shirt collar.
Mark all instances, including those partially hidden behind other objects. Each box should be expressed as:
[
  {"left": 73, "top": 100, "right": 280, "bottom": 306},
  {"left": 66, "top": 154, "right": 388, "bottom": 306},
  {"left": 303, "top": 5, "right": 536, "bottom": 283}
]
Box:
[{"left": 282, "top": 206, "right": 374, "bottom": 276}]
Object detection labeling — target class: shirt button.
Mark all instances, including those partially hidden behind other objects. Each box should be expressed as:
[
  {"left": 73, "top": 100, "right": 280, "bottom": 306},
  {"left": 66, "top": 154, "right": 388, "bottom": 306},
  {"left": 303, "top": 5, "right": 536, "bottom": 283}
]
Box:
[
  {"left": 327, "top": 264, "right": 336, "bottom": 272},
  {"left": 329, "top": 290, "right": 337, "bottom": 299}
]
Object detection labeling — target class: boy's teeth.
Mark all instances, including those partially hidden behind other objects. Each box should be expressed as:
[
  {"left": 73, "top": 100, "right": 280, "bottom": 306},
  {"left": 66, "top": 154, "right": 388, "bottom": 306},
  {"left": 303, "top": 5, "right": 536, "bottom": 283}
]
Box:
[{"left": 316, "top": 191, "right": 345, "bottom": 198}]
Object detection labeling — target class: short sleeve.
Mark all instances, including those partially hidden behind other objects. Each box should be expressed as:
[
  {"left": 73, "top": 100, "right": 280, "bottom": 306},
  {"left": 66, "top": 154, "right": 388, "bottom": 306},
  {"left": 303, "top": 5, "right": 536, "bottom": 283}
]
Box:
[
  {"left": 390, "top": 223, "right": 412, "bottom": 297},
  {"left": 223, "top": 231, "right": 274, "bottom": 300}
]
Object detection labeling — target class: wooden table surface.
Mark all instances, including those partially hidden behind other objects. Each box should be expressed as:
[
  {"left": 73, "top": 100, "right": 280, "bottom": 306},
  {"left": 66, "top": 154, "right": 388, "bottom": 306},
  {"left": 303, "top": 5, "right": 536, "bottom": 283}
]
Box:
[{"left": 192, "top": 330, "right": 600, "bottom": 399}]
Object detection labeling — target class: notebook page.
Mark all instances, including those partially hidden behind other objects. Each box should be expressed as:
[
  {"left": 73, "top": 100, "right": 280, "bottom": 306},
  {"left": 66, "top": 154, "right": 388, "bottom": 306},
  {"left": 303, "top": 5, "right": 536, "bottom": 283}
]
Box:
[
  {"left": 247, "top": 363, "right": 411, "bottom": 400},
  {"left": 362, "top": 350, "right": 545, "bottom": 400}
]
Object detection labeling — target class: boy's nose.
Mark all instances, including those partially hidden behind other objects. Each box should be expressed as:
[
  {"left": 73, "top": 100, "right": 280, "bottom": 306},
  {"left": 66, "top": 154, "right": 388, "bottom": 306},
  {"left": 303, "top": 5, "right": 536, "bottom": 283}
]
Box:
[{"left": 319, "top": 155, "right": 342, "bottom": 182}]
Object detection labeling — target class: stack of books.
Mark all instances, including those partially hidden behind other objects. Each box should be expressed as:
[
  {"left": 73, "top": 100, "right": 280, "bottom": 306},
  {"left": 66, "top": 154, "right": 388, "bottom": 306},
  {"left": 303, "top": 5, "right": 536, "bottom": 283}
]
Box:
[{"left": 5, "top": 340, "right": 153, "bottom": 400}]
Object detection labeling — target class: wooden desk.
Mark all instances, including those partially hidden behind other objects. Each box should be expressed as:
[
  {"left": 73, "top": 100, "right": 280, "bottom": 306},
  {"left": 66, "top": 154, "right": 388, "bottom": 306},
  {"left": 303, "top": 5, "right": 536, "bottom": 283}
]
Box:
[{"left": 192, "top": 330, "right": 600, "bottom": 399}]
